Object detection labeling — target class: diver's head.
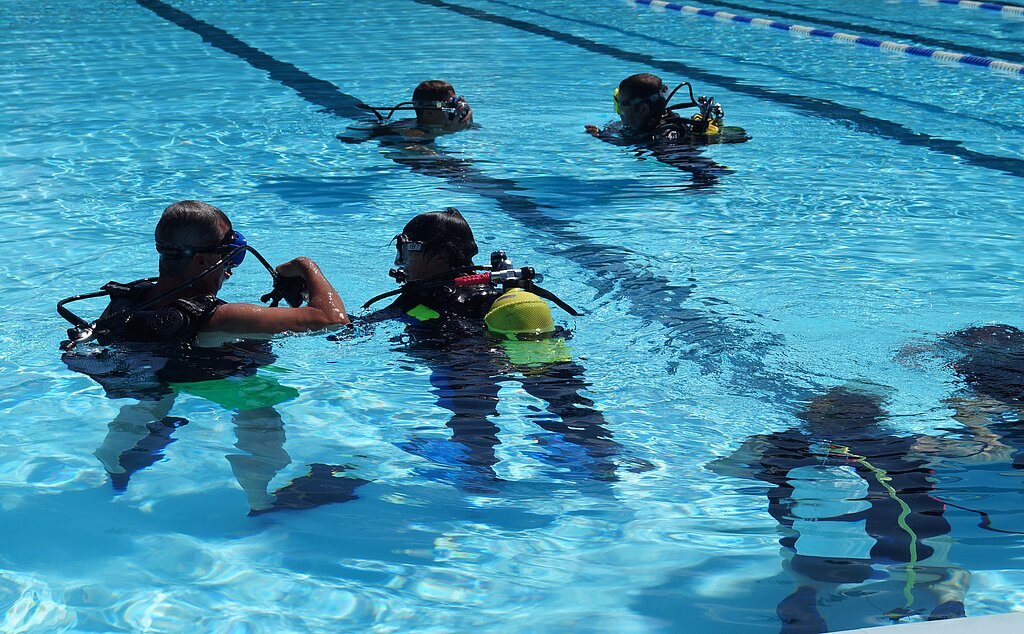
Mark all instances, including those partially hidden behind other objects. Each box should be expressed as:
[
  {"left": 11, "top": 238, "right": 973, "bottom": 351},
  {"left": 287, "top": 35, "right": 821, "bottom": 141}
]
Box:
[
  {"left": 393, "top": 207, "right": 478, "bottom": 283},
  {"left": 154, "top": 200, "right": 245, "bottom": 291},
  {"left": 412, "top": 80, "right": 472, "bottom": 129},
  {"left": 615, "top": 73, "right": 669, "bottom": 133},
  {"left": 796, "top": 386, "right": 887, "bottom": 435}
]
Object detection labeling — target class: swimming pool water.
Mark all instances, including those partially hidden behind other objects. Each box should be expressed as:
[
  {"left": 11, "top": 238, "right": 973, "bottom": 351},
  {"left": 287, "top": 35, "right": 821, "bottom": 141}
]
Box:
[{"left": 2, "top": 0, "right": 1024, "bottom": 631}]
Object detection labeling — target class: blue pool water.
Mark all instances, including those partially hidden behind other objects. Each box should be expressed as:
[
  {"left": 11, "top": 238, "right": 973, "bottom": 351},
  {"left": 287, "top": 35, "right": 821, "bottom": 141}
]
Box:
[{"left": 3, "top": 0, "right": 1024, "bottom": 631}]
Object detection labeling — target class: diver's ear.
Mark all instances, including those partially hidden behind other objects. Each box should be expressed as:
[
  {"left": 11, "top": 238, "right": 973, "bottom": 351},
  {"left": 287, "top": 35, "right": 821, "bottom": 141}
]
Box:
[
  {"left": 425, "top": 250, "right": 448, "bottom": 270},
  {"left": 193, "top": 252, "right": 219, "bottom": 270}
]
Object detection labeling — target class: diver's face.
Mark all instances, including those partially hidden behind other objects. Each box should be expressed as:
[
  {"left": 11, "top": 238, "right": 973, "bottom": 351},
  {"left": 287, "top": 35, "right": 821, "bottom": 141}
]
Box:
[
  {"left": 619, "top": 100, "right": 657, "bottom": 132},
  {"left": 415, "top": 93, "right": 456, "bottom": 128},
  {"left": 395, "top": 236, "right": 450, "bottom": 282},
  {"left": 188, "top": 221, "right": 234, "bottom": 293},
  {"left": 416, "top": 108, "right": 448, "bottom": 128}
]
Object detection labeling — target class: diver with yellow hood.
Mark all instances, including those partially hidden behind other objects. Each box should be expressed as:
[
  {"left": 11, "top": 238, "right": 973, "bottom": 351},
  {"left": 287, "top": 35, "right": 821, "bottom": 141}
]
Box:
[
  {"left": 362, "top": 207, "right": 642, "bottom": 485},
  {"left": 585, "top": 73, "right": 749, "bottom": 188}
]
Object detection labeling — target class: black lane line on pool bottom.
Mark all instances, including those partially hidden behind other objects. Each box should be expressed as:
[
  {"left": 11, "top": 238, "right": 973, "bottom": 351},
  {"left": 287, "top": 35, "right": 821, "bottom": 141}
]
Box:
[
  {"left": 415, "top": 0, "right": 1024, "bottom": 180},
  {"left": 133, "top": 0, "right": 798, "bottom": 394},
  {"left": 135, "top": 0, "right": 369, "bottom": 119}
]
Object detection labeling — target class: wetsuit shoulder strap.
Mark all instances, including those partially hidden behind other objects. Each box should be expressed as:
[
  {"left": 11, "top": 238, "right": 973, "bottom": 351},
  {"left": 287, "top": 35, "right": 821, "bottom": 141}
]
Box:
[
  {"left": 171, "top": 294, "right": 226, "bottom": 330},
  {"left": 101, "top": 278, "right": 157, "bottom": 299},
  {"left": 112, "top": 294, "right": 224, "bottom": 343}
]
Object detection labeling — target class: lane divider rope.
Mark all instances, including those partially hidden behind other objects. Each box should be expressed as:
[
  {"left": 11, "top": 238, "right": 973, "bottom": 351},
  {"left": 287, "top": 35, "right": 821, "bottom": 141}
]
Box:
[
  {"left": 628, "top": 0, "right": 1024, "bottom": 75},
  {"left": 920, "top": 0, "right": 1024, "bottom": 17}
]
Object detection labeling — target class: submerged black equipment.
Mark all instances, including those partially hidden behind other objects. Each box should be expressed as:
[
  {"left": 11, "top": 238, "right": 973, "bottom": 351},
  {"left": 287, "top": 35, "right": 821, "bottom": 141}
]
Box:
[
  {"left": 362, "top": 250, "right": 582, "bottom": 318},
  {"left": 57, "top": 243, "right": 307, "bottom": 351},
  {"left": 357, "top": 95, "right": 471, "bottom": 124}
]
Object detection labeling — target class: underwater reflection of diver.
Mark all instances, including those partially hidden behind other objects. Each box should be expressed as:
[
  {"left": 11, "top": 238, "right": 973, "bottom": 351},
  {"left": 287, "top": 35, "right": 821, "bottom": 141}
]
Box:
[
  {"left": 953, "top": 324, "right": 1024, "bottom": 471},
  {"left": 916, "top": 325, "right": 1024, "bottom": 536},
  {"left": 361, "top": 208, "right": 647, "bottom": 488},
  {"left": 709, "top": 387, "right": 966, "bottom": 632}
]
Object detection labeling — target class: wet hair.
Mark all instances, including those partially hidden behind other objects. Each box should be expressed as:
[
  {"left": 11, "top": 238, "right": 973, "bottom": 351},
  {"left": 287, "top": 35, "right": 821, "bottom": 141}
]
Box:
[
  {"left": 796, "top": 386, "right": 887, "bottom": 434},
  {"left": 402, "top": 207, "right": 478, "bottom": 268},
  {"left": 154, "top": 200, "right": 231, "bottom": 277},
  {"left": 945, "top": 324, "right": 1024, "bottom": 406},
  {"left": 412, "top": 80, "right": 456, "bottom": 119},
  {"left": 618, "top": 73, "right": 666, "bottom": 103}
]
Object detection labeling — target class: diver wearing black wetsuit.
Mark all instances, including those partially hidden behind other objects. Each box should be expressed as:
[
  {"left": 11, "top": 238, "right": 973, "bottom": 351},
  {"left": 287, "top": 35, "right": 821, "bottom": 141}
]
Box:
[
  {"left": 59, "top": 200, "right": 356, "bottom": 513},
  {"left": 364, "top": 208, "right": 630, "bottom": 486},
  {"left": 585, "top": 73, "right": 747, "bottom": 187}
]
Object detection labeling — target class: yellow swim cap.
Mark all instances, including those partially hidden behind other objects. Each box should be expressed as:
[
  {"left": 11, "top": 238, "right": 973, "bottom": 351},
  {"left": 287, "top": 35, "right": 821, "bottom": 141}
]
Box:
[{"left": 485, "top": 288, "right": 555, "bottom": 339}]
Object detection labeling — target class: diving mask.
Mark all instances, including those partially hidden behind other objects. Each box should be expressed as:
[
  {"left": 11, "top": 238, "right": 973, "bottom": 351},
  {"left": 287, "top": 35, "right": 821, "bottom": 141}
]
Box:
[
  {"left": 389, "top": 234, "right": 427, "bottom": 283},
  {"left": 613, "top": 84, "right": 669, "bottom": 115},
  {"left": 414, "top": 95, "right": 471, "bottom": 122},
  {"left": 393, "top": 234, "right": 426, "bottom": 267},
  {"left": 156, "top": 229, "right": 248, "bottom": 269}
]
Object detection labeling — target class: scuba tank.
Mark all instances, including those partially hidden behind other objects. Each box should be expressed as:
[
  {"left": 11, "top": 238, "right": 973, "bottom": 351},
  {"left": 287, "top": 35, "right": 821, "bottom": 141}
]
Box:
[{"left": 469, "top": 252, "right": 574, "bottom": 365}]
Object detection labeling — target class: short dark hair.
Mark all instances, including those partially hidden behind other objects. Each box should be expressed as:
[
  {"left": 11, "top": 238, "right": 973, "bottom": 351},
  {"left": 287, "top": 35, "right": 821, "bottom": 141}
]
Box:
[
  {"left": 618, "top": 73, "right": 665, "bottom": 101},
  {"left": 796, "top": 386, "right": 887, "bottom": 430},
  {"left": 155, "top": 200, "right": 231, "bottom": 277},
  {"left": 402, "top": 207, "right": 478, "bottom": 268},
  {"left": 412, "top": 80, "right": 456, "bottom": 118}
]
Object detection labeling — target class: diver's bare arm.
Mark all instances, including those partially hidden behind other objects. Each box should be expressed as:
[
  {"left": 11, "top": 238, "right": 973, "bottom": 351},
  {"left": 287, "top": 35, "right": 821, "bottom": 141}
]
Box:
[
  {"left": 911, "top": 399, "right": 1016, "bottom": 463},
  {"left": 204, "top": 257, "right": 349, "bottom": 335}
]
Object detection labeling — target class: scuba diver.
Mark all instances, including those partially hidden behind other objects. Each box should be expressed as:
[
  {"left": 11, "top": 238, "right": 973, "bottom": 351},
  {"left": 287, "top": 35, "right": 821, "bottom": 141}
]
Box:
[
  {"left": 585, "top": 73, "right": 748, "bottom": 188},
  {"left": 58, "top": 200, "right": 364, "bottom": 514},
  {"left": 708, "top": 386, "right": 968, "bottom": 632},
  {"left": 360, "top": 207, "right": 644, "bottom": 487},
  {"left": 336, "top": 79, "right": 474, "bottom": 145}
]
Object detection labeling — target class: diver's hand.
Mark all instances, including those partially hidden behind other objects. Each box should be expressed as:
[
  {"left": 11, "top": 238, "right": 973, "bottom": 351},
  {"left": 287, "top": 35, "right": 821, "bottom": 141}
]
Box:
[
  {"left": 263, "top": 258, "right": 316, "bottom": 308},
  {"left": 443, "top": 105, "right": 473, "bottom": 132},
  {"left": 207, "top": 257, "right": 349, "bottom": 334},
  {"left": 585, "top": 124, "right": 601, "bottom": 137}
]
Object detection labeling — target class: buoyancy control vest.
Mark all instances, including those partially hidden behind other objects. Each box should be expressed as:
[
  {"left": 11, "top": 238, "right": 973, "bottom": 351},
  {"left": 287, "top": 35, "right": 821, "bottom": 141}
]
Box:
[{"left": 96, "top": 279, "right": 225, "bottom": 345}]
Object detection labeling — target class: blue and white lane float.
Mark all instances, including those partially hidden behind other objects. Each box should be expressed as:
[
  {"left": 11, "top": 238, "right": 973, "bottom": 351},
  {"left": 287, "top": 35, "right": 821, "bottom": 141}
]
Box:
[
  {"left": 920, "top": 0, "right": 1024, "bottom": 17},
  {"left": 627, "top": 0, "right": 1024, "bottom": 76}
]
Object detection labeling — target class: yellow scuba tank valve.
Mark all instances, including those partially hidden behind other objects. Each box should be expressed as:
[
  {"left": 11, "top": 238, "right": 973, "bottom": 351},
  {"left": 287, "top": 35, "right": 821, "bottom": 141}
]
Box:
[{"left": 690, "top": 113, "right": 721, "bottom": 136}]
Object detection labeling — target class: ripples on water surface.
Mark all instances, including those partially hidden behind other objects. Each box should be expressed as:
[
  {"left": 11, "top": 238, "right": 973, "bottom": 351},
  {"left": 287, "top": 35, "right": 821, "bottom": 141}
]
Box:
[{"left": 2, "top": 0, "right": 1024, "bottom": 631}]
